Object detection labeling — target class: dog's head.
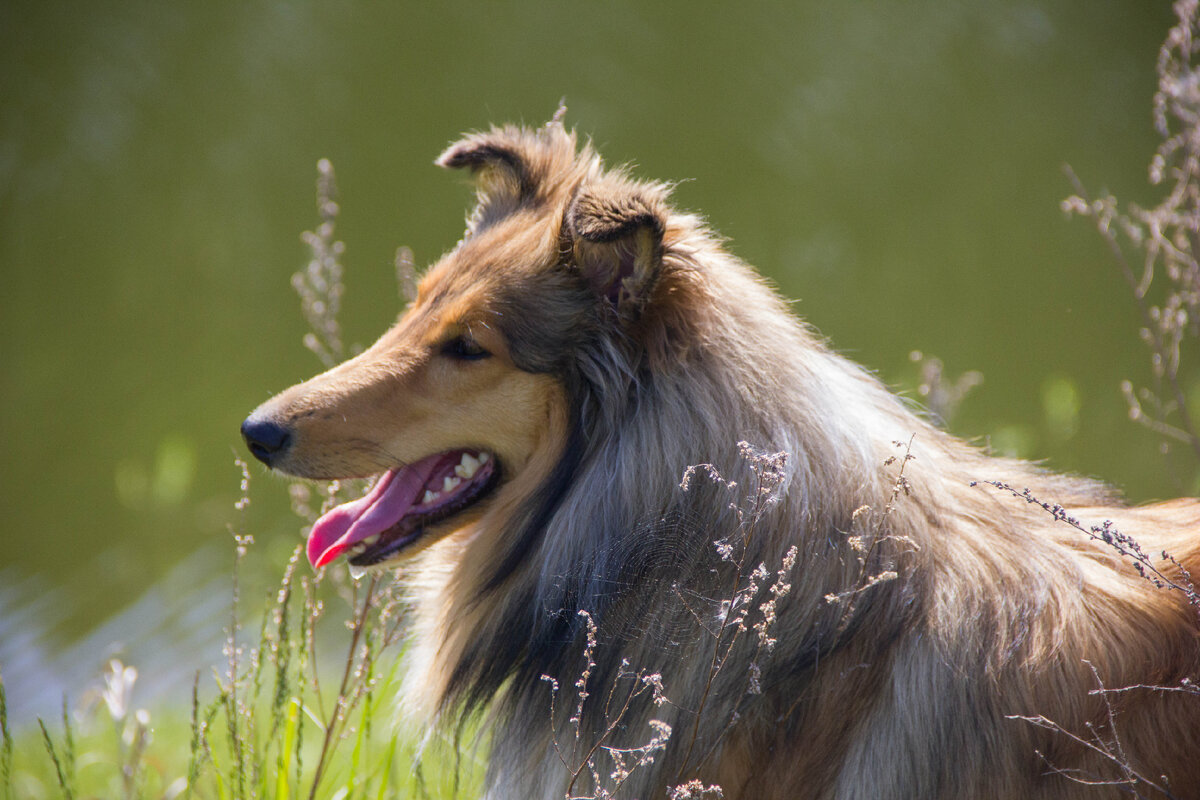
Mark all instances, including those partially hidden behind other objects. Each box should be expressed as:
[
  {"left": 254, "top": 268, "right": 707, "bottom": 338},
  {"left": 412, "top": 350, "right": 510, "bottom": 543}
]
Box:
[{"left": 242, "top": 122, "right": 698, "bottom": 570}]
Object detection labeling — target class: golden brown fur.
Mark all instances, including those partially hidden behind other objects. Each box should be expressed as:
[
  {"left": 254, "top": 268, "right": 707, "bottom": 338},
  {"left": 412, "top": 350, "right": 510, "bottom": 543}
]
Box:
[{"left": 244, "top": 120, "right": 1200, "bottom": 799}]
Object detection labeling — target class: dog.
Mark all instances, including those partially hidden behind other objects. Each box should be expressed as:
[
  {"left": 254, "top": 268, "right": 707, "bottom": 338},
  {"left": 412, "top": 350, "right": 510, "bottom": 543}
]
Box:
[{"left": 242, "top": 120, "right": 1200, "bottom": 799}]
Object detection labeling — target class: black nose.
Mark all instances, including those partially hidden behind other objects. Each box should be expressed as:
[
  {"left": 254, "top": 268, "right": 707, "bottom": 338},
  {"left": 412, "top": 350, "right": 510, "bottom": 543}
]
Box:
[{"left": 241, "top": 415, "right": 292, "bottom": 466}]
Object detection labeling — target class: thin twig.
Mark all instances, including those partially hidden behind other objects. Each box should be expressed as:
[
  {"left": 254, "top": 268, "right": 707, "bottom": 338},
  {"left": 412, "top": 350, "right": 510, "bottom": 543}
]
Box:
[{"left": 307, "top": 574, "right": 379, "bottom": 800}]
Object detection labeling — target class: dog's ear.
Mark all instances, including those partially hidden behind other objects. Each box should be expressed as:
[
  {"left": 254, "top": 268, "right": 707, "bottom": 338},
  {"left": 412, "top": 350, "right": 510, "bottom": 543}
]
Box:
[
  {"left": 437, "top": 129, "right": 534, "bottom": 215},
  {"left": 437, "top": 125, "right": 578, "bottom": 230},
  {"left": 566, "top": 180, "right": 667, "bottom": 320}
]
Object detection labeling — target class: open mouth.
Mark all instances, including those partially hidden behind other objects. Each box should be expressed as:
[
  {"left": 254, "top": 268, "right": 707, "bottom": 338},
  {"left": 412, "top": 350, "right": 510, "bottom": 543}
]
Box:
[{"left": 306, "top": 450, "right": 499, "bottom": 569}]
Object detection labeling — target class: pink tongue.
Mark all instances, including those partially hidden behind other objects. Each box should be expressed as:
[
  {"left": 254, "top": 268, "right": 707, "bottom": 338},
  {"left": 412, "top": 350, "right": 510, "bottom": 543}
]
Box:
[{"left": 306, "top": 453, "right": 447, "bottom": 569}]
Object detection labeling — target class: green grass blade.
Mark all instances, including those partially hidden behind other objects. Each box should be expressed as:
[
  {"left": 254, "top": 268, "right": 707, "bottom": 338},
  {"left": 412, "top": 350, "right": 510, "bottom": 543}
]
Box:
[
  {"left": 37, "top": 719, "right": 75, "bottom": 800},
  {"left": 208, "top": 721, "right": 230, "bottom": 800},
  {"left": 374, "top": 735, "right": 397, "bottom": 800},
  {"left": 59, "top": 697, "right": 76, "bottom": 798},
  {"left": 0, "top": 672, "right": 12, "bottom": 800},
  {"left": 275, "top": 697, "right": 300, "bottom": 800},
  {"left": 184, "top": 674, "right": 205, "bottom": 800}
]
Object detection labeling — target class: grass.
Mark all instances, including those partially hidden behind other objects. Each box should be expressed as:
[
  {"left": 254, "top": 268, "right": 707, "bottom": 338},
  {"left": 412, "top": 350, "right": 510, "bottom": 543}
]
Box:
[
  {"left": 3, "top": 669, "right": 477, "bottom": 800},
  {"left": 0, "top": 519, "right": 482, "bottom": 800},
  {"left": 0, "top": 521, "right": 483, "bottom": 800}
]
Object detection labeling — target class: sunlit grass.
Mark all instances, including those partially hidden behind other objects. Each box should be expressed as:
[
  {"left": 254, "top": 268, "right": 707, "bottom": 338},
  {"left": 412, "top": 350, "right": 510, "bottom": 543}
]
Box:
[
  {"left": 1, "top": 538, "right": 482, "bottom": 800},
  {"left": 3, "top": 485, "right": 477, "bottom": 799},
  {"left": 3, "top": 675, "right": 479, "bottom": 800}
]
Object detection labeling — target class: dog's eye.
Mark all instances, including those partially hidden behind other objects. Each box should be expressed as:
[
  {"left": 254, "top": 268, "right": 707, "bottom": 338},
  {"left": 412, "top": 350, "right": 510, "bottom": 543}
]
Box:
[{"left": 442, "top": 336, "right": 490, "bottom": 361}]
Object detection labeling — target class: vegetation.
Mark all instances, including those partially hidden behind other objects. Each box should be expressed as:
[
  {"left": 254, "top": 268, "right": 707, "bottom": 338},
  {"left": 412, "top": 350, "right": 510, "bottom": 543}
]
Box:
[
  {"left": 4, "top": 3, "right": 1200, "bottom": 797},
  {"left": 1, "top": 161, "right": 478, "bottom": 800},
  {"left": 1063, "top": 0, "right": 1200, "bottom": 491}
]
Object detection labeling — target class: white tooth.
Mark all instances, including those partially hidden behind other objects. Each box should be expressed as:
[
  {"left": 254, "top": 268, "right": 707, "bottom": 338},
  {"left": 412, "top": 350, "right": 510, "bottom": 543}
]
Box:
[
  {"left": 348, "top": 563, "right": 367, "bottom": 581},
  {"left": 459, "top": 453, "right": 481, "bottom": 478},
  {"left": 362, "top": 535, "right": 379, "bottom": 546},
  {"left": 443, "top": 476, "right": 461, "bottom": 492},
  {"left": 478, "top": 452, "right": 489, "bottom": 464},
  {"left": 423, "top": 489, "right": 438, "bottom": 504}
]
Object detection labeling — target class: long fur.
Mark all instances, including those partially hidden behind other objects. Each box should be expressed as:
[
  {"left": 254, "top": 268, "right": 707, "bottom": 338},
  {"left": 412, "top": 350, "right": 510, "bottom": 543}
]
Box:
[{"left": 253, "top": 121, "right": 1200, "bottom": 799}]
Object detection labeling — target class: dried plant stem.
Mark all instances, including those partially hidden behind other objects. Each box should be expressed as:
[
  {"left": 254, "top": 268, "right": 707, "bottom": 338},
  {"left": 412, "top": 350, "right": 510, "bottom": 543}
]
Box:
[
  {"left": 294, "top": 159, "right": 346, "bottom": 368},
  {"left": 1008, "top": 662, "right": 1179, "bottom": 799},
  {"left": 564, "top": 670, "right": 648, "bottom": 797},
  {"left": 307, "top": 574, "right": 379, "bottom": 800},
  {"left": 979, "top": 480, "right": 1198, "bottom": 615},
  {"left": 1063, "top": 165, "right": 1200, "bottom": 463},
  {"left": 677, "top": 455, "right": 780, "bottom": 780},
  {"left": 226, "top": 539, "right": 249, "bottom": 795}
]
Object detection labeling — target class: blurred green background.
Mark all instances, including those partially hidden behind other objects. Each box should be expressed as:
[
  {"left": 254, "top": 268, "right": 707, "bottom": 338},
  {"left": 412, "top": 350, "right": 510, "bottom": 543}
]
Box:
[{"left": 0, "top": 0, "right": 1186, "bottom": 720}]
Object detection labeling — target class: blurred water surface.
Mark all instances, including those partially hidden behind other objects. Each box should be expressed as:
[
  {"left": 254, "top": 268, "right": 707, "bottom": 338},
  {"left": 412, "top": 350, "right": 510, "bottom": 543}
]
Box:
[{"left": 0, "top": 0, "right": 1184, "bottom": 719}]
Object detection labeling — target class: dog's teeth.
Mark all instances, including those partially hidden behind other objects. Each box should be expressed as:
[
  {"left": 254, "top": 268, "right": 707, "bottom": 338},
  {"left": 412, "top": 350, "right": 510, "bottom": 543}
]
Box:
[
  {"left": 478, "top": 452, "right": 489, "bottom": 464},
  {"left": 362, "top": 535, "right": 379, "bottom": 547},
  {"left": 348, "top": 563, "right": 367, "bottom": 581},
  {"left": 423, "top": 489, "right": 438, "bottom": 504},
  {"left": 443, "top": 476, "right": 462, "bottom": 492},
  {"left": 458, "top": 453, "right": 481, "bottom": 478}
]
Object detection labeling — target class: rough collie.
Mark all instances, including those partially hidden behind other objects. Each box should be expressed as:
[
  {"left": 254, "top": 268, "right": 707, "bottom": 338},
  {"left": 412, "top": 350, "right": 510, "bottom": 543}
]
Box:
[{"left": 243, "top": 120, "right": 1200, "bottom": 799}]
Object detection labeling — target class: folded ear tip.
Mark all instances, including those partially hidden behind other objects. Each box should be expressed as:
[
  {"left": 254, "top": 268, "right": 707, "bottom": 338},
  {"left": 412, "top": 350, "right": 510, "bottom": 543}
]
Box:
[
  {"left": 568, "top": 190, "right": 666, "bottom": 243},
  {"left": 435, "top": 138, "right": 491, "bottom": 170}
]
